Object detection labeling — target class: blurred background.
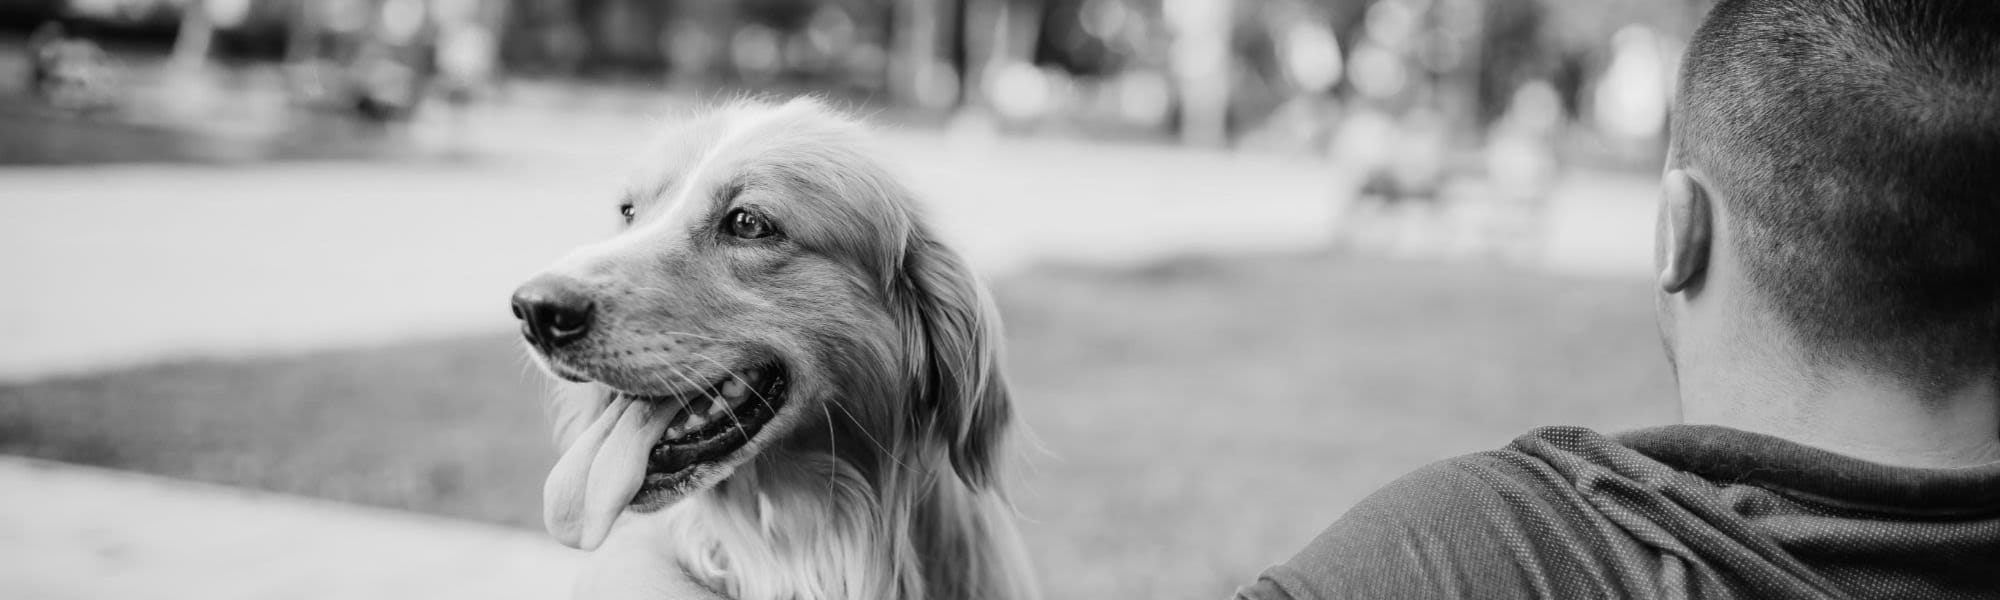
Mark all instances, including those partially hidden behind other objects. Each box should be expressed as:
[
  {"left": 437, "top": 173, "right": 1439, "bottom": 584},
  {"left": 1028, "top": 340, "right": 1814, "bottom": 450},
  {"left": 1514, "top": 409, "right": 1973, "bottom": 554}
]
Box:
[{"left": 0, "top": 0, "right": 1704, "bottom": 597}]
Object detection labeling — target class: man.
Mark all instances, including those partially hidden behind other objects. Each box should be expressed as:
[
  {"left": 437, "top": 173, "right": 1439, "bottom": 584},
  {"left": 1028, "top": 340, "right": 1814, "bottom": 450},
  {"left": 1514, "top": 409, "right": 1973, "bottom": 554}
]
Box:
[{"left": 1237, "top": 0, "right": 2000, "bottom": 598}]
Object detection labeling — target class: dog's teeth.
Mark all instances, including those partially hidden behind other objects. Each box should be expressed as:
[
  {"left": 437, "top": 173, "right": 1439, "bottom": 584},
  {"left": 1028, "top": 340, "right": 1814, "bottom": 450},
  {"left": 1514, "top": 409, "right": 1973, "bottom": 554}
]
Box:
[
  {"left": 681, "top": 412, "right": 710, "bottom": 432},
  {"left": 706, "top": 397, "right": 731, "bottom": 417},
  {"left": 721, "top": 379, "right": 748, "bottom": 399}
]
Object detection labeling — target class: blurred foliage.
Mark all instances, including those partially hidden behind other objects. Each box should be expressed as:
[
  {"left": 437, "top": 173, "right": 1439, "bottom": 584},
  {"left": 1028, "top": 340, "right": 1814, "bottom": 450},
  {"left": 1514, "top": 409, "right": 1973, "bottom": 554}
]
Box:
[
  {"left": 4, "top": 0, "right": 1709, "bottom": 87},
  {"left": 2, "top": 0, "right": 1703, "bottom": 158}
]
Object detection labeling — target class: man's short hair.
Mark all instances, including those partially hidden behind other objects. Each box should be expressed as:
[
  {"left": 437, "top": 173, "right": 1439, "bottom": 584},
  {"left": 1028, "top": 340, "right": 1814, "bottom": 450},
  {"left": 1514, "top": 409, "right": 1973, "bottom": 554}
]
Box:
[{"left": 1672, "top": 0, "right": 2000, "bottom": 384}]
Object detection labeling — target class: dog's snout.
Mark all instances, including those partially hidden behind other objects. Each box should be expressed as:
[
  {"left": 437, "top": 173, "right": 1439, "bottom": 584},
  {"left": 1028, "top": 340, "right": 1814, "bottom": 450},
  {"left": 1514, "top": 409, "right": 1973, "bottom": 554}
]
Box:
[{"left": 511, "top": 275, "right": 595, "bottom": 348}]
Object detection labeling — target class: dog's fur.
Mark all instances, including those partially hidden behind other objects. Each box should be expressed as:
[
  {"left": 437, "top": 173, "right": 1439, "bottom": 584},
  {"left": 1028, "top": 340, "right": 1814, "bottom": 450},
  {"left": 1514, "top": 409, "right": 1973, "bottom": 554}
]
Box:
[{"left": 524, "top": 98, "right": 1037, "bottom": 600}]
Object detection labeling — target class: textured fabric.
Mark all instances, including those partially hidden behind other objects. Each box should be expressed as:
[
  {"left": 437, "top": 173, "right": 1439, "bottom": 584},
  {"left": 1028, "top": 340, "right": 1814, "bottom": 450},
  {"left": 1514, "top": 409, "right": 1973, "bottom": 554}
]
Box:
[{"left": 1235, "top": 425, "right": 2000, "bottom": 599}]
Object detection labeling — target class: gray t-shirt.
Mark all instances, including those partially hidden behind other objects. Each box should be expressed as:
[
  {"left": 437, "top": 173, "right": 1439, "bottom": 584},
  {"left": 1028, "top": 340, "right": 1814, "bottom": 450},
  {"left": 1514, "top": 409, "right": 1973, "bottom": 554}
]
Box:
[{"left": 1236, "top": 425, "right": 2000, "bottom": 599}]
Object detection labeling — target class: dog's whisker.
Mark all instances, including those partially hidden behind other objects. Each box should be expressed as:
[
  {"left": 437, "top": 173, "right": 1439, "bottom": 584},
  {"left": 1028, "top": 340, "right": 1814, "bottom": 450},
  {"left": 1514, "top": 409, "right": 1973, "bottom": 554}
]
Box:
[
  {"left": 681, "top": 352, "right": 764, "bottom": 439},
  {"left": 683, "top": 351, "right": 778, "bottom": 412},
  {"left": 514, "top": 345, "right": 545, "bottom": 382},
  {"left": 654, "top": 367, "right": 705, "bottom": 433},
  {"left": 822, "top": 403, "right": 837, "bottom": 499},
  {"left": 628, "top": 285, "right": 675, "bottom": 299},
  {"left": 657, "top": 330, "right": 750, "bottom": 344},
  {"left": 680, "top": 351, "right": 914, "bottom": 477},
  {"left": 826, "top": 400, "right": 917, "bottom": 475},
  {"left": 664, "top": 362, "right": 752, "bottom": 441}
]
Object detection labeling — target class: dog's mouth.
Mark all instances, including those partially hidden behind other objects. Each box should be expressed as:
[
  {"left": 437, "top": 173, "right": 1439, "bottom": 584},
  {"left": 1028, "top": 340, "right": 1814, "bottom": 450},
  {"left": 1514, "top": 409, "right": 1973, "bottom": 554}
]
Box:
[
  {"left": 633, "top": 365, "right": 788, "bottom": 508},
  {"left": 541, "top": 361, "right": 790, "bottom": 551}
]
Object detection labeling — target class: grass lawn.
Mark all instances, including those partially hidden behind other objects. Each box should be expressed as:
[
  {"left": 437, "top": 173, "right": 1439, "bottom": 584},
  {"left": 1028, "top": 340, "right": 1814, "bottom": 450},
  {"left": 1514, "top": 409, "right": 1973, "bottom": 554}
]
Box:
[{"left": 0, "top": 254, "right": 1677, "bottom": 599}]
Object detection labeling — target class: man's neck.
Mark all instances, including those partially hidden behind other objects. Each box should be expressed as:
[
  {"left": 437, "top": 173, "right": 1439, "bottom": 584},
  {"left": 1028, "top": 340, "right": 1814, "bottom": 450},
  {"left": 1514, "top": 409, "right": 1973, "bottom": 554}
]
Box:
[{"left": 1680, "top": 354, "right": 2000, "bottom": 468}]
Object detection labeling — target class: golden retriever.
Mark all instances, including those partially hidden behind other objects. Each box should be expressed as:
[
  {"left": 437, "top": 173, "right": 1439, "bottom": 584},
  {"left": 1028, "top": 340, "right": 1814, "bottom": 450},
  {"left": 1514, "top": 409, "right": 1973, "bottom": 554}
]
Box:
[{"left": 511, "top": 98, "right": 1037, "bottom": 600}]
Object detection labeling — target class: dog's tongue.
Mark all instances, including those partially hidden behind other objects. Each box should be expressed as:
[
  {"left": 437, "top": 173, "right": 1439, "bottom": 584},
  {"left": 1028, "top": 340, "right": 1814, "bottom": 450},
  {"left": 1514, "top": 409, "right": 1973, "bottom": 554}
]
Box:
[{"left": 543, "top": 394, "right": 669, "bottom": 550}]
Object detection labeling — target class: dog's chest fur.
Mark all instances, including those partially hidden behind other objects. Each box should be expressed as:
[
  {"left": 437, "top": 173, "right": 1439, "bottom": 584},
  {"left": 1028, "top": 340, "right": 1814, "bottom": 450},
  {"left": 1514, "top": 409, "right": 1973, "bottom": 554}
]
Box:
[{"left": 615, "top": 453, "right": 1035, "bottom": 600}]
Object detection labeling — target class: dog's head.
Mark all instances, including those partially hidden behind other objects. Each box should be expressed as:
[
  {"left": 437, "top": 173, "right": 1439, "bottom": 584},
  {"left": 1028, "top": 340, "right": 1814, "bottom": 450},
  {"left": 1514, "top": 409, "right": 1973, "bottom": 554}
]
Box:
[{"left": 514, "top": 98, "right": 1011, "bottom": 551}]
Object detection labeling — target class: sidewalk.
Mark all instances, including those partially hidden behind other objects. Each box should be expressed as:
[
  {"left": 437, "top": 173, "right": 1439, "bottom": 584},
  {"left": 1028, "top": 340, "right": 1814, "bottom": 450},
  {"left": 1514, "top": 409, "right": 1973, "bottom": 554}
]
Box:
[{"left": 0, "top": 456, "right": 579, "bottom": 600}]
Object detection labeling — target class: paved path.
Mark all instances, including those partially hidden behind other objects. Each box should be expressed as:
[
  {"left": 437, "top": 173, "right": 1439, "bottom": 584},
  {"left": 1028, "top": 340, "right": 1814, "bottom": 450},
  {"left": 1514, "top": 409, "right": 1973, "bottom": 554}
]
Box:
[{"left": 0, "top": 456, "right": 580, "bottom": 599}]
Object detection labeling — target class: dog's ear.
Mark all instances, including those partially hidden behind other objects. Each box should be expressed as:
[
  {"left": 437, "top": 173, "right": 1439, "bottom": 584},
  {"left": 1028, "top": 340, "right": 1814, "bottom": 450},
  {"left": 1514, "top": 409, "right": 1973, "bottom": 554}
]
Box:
[{"left": 896, "top": 233, "right": 1013, "bottom": 489}]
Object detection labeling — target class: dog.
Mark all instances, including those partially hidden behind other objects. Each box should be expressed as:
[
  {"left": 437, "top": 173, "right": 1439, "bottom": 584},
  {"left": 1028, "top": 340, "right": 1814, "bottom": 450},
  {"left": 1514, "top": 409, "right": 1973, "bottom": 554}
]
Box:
[{"left": 511, "top": 98, "right": 1038, "bottom": 600}]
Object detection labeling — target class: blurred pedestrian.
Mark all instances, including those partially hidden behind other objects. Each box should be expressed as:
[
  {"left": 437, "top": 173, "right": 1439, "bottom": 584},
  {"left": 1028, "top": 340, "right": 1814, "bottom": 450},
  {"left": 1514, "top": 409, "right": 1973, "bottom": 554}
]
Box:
[{"left": 26, "top": 21, "right": 119, "bottom": 115}]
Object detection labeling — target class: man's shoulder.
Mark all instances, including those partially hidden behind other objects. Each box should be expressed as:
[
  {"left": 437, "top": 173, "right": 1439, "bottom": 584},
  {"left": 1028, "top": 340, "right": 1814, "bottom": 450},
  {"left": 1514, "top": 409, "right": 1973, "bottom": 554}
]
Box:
[
  {"left": 1332, "top": 452, "right": 1546, "bottom": 529},
  {"left": 1235, "top": 428, "right": 1643, "bottom": 600},
  {"left": 1346, "top": 427, "right": 1624, "bottom": 518},
  {"left": 1238, "top": 425, "right": 2000, "bottom": 600},
  {"left": 1232, "top": 457, "right": 1546, "bottom": 600}
]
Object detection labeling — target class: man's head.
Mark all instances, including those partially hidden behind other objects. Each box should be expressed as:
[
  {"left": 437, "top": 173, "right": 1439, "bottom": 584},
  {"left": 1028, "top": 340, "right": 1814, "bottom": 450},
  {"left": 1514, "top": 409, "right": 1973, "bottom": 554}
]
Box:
[{"left": 1658, "top": 0, "right": 2000, "bottom": 391}]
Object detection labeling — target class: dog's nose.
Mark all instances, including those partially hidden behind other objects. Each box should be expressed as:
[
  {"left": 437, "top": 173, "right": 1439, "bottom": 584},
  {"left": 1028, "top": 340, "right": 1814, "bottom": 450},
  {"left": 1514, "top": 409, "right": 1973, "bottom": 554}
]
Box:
[{"left": 511, "top": 276, "right": 595, "bottom": 348}]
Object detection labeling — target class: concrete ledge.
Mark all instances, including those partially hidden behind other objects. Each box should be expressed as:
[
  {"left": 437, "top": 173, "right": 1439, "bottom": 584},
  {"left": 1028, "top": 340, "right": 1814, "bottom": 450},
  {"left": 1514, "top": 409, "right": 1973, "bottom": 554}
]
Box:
[{"left": 0, "top": 456, "right": 579, "bottom": 600}]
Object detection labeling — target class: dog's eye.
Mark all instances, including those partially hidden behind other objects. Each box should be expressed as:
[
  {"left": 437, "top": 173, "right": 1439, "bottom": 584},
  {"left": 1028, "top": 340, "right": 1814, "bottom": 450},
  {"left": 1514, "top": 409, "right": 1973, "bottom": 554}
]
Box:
[
  {"left": 724, "top": 208, "right": 777, "bottom": 239},
  {"left": 618, "top": 202, "right": 636, "bottom": 224}
]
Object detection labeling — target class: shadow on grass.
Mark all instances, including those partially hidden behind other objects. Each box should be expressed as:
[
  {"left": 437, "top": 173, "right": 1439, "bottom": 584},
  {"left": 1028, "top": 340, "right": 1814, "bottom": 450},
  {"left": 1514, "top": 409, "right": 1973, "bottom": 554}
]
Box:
[{"left": 0, "top": 253, "right": 1675, "bottom": 599}]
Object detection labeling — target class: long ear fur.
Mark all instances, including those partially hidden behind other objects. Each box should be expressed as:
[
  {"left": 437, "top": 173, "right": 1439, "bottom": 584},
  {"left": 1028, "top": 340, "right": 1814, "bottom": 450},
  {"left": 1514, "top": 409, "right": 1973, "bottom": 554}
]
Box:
[{"left": 896, "top": 231, "right": 1013, "bottom": 489}]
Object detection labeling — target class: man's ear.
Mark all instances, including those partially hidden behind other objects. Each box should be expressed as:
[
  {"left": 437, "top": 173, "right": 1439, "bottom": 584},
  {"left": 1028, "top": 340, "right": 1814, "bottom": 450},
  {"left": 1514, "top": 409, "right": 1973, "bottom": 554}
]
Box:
[
  {"left": 896, "top": 233, "right": 1013, "bottom": 489},
  {"left": 1659, "top": 169, "right": 1713, "bottom": 294}
]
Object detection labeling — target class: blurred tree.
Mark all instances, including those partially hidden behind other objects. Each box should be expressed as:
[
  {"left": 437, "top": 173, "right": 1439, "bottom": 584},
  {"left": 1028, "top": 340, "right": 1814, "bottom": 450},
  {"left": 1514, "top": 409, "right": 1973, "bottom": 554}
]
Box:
[
  {"left": 169, "top": 0, "right": 213, "bottom": 71},
  {"left": 284, "top": 0, "right": 318, "bottom": 65},
  {"left": 891, "top": 0, "right": 957, "bottom": 108},
  {"left": 1473, "top": 0, "right": 1546, "bottom": 127}
]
